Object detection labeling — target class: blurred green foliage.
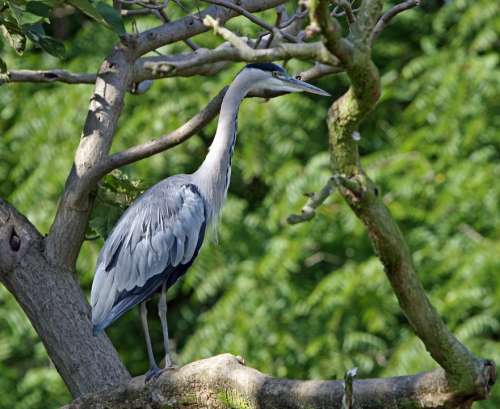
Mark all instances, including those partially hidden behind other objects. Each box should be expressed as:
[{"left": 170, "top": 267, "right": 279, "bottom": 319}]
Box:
[{"left": 0, "top": 0, "right": 499, "bottom": 408}]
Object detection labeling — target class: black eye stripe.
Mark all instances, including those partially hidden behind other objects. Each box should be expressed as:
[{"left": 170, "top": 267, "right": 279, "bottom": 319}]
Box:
[{"left": 246, "top": 63, "right": 286, "bottom": 73}]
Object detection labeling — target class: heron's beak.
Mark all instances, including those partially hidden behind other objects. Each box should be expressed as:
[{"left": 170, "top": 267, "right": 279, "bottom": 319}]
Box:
[{"left": 282, "top": 76, "right": 331, "bottom": 96}]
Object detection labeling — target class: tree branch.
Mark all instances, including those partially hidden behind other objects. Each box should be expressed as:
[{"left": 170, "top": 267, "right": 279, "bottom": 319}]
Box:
[
  {"left": 201, "top": 0, "right": 298, "bottom": 43},
  {"left": 1, "top": 69, "right": 96, "bottom": 85},
  {"left": 86, "top": 87, "right": 227, "bottom": 184},
  {"left": 133, "top": 0, "right": 288, "bottom": 56},
  {"left": 370, "top": 0, "right": 420, "bottom": 44},
  {"left": 0, "top": 199, "right": 130, "bottom": 397},
  {"left": 308, "top": 0, "right": 353, "bottom": 64},
  {"left": 4, "top": 41, "right": 338, "bottom": 85},
  {"left": 46, "top": 45, "right": 133, "bottom": 269},
  {"left": 312, "top": 0, "right": 497, "bottom": 399},
  {"left": 84, "top": 63, "right": 339, "bottom": 184},
  {"left": 287, "top": 176, "right": 336, "bottom": 224},
  {"left": 61, "top": 354, "right": 495, "bottom": 409}
]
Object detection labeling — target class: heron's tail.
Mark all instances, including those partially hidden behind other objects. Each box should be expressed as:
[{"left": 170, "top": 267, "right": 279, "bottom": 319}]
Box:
[{"left": 91, "top": 273, "right": 167, "bottom": 336}]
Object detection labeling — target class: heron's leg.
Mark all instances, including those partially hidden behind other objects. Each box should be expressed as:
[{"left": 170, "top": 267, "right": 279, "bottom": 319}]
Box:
[
  {"left": 158, "top": 282, "right": 173, "bottom": 368},
  {"left": 140, "top": 302, "right": 160, "bottom": 381}
]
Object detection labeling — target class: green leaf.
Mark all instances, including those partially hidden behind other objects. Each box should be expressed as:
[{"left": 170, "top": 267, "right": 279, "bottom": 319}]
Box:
[
  {"left": 95, "top": 1, "right": 125, "bottom": 35},
  {"left": 25, "top": 1, "right": 51, "bottom": 17},
  {"left": 6, "top": 0, "right": 23, "bottom": 24},
  {"left": 67, "top": 0, "right": 106, "bottom": 25},
  {"left": 0, "top": 56, "right": 7, "bottom": 73},
  {"left": 25, "top": 24, "right": 65, "bottom": 57},
  {"left": 38, "top": 34, "right": 65, "bottom": 57},
  {"left": 89, "top": 200, "right": 124, "bottom": 239},
  {"left": 20, "top": 11, "right": 44, "bottom": 24},
  {"left": 66, "top": 0, "right": 125, "bottom": 34},
  {"left": 0, "top": 22, "right": 26, "bottom": 54}
]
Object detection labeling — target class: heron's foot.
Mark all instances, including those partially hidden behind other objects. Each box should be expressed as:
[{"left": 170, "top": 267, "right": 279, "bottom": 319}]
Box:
[{"left": 144, "top": 365, "right": 164, "bottom": 383}]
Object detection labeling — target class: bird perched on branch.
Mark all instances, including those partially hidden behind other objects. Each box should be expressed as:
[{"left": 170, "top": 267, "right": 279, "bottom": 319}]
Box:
[{"left": 90, "top": 62, "right": 330, "bottom": 380}]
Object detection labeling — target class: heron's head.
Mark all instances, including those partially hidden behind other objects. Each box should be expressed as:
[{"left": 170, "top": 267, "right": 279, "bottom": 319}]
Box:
[{"left": 240, "top": 63, "right": 330, "bottom": 96}]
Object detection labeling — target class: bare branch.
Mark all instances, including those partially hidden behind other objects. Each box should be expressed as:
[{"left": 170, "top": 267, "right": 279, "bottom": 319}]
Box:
[
  {"left": 1, "top": 69, "right": 96, "bottom": 85},
  {"left": 370, "top": 0, "right": 420, "bottom": 43},
  {"left": 134, "top": 0, "right": 288, "bottom": 56},
  {"left": 87, "top": 88, "right": 227, "bottom": 182},
  {"left": 155, "top": 9, "right": 199, "bottom": 50},
  {"left": 135, "top": 37, "right": 339, "bottom": 81},
  {"left": 201, "top": 0, "right": 298, "bottom": 43},
  {"left": 120, "top": 7, "right": 152, "bottom": 15},
  {"left": 287, "top": 177, "right": 336, "bottom": 224},
  {"left": 61, "top": 354, "right": 496, "bottom": 409},
  {"left": 334, "top": 0, "right": 355, "bottom": 24},
  {"left": 118, "top": 0, "right": 168, "bottom": 9}
]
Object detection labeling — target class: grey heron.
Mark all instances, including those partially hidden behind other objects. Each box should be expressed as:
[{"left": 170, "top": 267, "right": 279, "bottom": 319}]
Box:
[{"left": 90, "top": 63, "right": 330, "bottom": 380}]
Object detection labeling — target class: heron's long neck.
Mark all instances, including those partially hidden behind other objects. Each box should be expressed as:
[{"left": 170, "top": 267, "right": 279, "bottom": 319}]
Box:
[{"left": 194, "top": 80, "right": 251, "bottom": 223}]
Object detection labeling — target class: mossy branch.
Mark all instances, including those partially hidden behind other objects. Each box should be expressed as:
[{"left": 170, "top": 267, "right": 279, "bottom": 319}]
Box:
[{"left": 311, "top": 0, "right": 496, "bottom": 400}]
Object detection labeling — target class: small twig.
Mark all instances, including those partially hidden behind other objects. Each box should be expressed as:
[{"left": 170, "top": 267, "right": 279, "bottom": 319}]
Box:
[
  {"left": 201, "top": 0, "right": 298, "bottom": 43},
  {"left": 279, "top": 9, "right": 308, "bottom": 29},
  {"left": 121, "top": 8, "right": 152, "bottom": 15},
  {"left": 170, "top": 0, "right": 193, "bottom": 15},
  {"left": 119, "top": 0, "right": 168, "bottom": 8},
  {"left": 370, "top": 0, "right": 420, "bottom": 44},
  {"left": 334, "top": 0, "right": 355, "bottom": 24},
  {"left": 287, "top": 177, "right": 336, "bottom": 225},
  {"left": 342, "top": 367, "right": 358, "bottom": 409},
  {"left": 203, "top": 15, "right": 254, "bottom": 52}
]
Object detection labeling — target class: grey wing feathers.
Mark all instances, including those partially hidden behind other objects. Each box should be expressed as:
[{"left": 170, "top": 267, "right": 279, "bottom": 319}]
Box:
[{"left": 91, "top": 181, "right": 206, "bottom": 332}]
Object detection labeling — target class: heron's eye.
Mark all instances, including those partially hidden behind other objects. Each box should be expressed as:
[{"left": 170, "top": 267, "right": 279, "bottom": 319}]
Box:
[{"left": 272, "top": 71, "right": 279, "bottom": 78}]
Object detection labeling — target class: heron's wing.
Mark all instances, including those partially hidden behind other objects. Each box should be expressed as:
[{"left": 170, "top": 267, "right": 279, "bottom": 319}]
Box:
[{"left": 90, "top": 183, "right": 206, "bottom": 332}]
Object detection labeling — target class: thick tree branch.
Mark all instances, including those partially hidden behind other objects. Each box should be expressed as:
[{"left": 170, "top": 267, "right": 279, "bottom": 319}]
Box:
[
  {"left": 308, "top": 0, "right": 353, "bottom": 64},
  {"left": 46, "top": 45, "right": 133, "bottom": 269},
  {"left": 62, "top": 354, "right": 495, "bottom": 409},
  {"left": 133, "top": 0, "right": 288, "bottom": 56},
  {"left": 0, "top": 199, "right": 130, "bottom": 397},
  {"left": 4, "top": 39, "right": 339, "bottom": 85},
  {"left": 140, "top": 28, "right": 338, "bottom": 79},
  {"left": 311, "top": 0, "right": 497, "bottom": 399}
]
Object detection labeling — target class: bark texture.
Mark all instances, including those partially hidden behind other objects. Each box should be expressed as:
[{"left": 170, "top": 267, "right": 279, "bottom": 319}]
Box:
[
  {"left": 62, "top": 354, "right": 495, "bottom": 409},
  {"left": 0, "top": 199, "right": 130, "bottom": 396}
]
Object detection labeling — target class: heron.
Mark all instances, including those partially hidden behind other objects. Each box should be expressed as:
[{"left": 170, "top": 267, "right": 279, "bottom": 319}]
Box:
[{"left": 90, "top": 62, "right": 330, "bottom": 380}]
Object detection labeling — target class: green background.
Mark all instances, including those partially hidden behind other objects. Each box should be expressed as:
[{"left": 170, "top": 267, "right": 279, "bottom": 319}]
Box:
[{"left": 0, "top": 0, "right": 499, "bottom": 407}]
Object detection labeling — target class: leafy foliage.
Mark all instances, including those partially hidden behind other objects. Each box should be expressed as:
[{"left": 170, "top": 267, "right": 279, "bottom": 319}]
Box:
[
  {"left": 0, "top": 0, "right": 498, "bottom": 408},
  {"left": 0, "top": 0, "right": 125, "bottom": 67}
]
